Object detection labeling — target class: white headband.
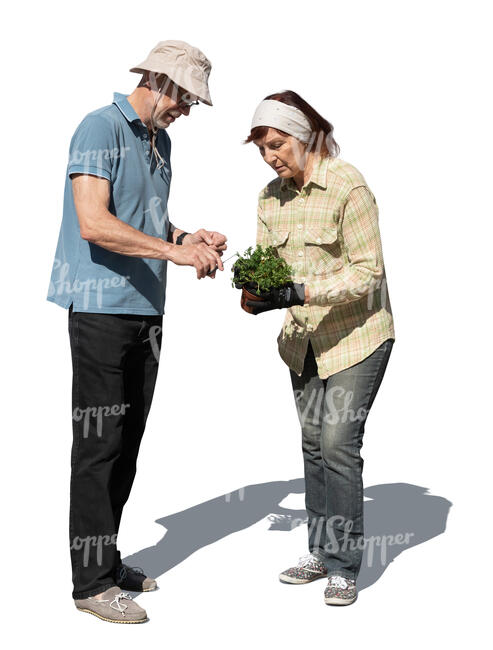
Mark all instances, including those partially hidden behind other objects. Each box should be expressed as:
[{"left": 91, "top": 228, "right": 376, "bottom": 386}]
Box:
[{"left": 251, "top": 99, "right": 312, "bottom": 143}]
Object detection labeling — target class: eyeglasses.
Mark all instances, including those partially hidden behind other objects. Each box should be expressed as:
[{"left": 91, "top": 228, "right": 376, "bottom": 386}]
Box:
[
  {"left": 169, "top": 81, "right": 199, "bottom": 108},
  {"left": 152, "top": 74, "right": 200, "bottom": 108},
  {"left": 176, "top": 88, "right": 199, "bottom": 108},
  {"left": 178, "top": 96, "right": 199, "bottom": 108}
]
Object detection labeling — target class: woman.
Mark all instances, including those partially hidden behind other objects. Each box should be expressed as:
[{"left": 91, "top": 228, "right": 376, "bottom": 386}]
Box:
[{"left": 242, "top": 91, "right": 396, "bottom": 606}]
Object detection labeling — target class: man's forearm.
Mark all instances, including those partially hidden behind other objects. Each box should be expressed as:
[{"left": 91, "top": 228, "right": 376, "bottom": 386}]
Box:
[
  {"left": 167, "top": 222, "right": 192, "bottom": 245},
  {"left": 81, "top": 209, "right": 175, "bottom": 260}
]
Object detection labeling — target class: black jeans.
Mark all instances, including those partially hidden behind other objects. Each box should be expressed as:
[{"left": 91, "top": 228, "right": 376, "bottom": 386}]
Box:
[
  {"left": 289, "top": 338, "right": 394, "bottom": 580},
  {"left": 68, "top": 304, "right": 163, "bottom": 598}
]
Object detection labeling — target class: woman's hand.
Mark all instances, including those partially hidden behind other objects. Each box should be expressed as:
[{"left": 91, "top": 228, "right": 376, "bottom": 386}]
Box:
[{"left": 245, "top": 283, "right": 306, "bottom": 315}]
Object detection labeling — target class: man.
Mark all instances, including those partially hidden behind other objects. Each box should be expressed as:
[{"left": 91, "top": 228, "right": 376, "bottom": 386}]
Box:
[{"left": 47, "top": 40, "right": 227, "bottom": 624}]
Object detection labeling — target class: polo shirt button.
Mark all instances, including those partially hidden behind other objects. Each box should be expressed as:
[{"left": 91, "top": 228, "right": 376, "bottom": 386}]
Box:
[
  {"left": 298, "top": 251, "right": 303, "bottom": 257},
  {"left": 307, "top": 324, "right": 313, "bottom": 331},
  {"left": 297, "top": 224, "right": 303, "bottom": 230},
  {"left": 298, "top": 198, "right": 304, "bottom": 204}
]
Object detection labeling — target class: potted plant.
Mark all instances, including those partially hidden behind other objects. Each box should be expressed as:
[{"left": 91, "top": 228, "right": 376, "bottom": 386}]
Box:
[{"left": 232, "top": 245, "right": 295, "bottom": 314}]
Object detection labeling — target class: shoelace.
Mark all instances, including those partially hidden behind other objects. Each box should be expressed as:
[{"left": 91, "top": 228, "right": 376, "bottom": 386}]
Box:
[
  {"left": 94, "top": 591, "right": 132, "bottom": 617},
  {"left": 109, "top": 592, "right": 132, "bottom": 616},
  {"left": 328, "top": 575, "right": 349, "bottom": 589},
  {"left": 297, "top": 553, "right": 320, "bottom": 568}
]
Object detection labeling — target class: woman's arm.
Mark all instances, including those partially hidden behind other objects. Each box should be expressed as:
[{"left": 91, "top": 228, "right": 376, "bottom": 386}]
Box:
[{"left": 307, "top": 185, "right": 386, "bottom": 307}]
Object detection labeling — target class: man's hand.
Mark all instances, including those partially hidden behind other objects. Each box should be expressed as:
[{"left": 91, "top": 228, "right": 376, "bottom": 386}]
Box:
[
  {"left": 168, "top": 242, "right": 224, "bottom": 279},
  {"left": 187, "top": 229, "right": 228, "bottom": 253}
]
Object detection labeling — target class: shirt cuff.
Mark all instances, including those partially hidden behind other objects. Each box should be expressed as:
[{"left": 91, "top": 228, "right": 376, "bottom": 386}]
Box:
[{"left": 68, "top": 165, "right": 111, "bottom": 181}]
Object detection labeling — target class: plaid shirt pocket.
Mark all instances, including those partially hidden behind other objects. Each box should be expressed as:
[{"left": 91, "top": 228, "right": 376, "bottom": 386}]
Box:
[
  {"left": 303, "top": 227, "right": 344, "bottom": 276},
  {"left": 269, "top": 230, "right": 290, "bottom": 248}
]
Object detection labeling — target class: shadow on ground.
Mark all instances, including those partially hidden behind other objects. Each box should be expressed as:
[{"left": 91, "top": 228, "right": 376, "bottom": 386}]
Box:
[{"left": 123, "top": 480, "right": 451, "bottom": 593}]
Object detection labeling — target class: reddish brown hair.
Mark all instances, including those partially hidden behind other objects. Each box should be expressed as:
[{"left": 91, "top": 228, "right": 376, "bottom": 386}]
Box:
[{"left": 243, "top": 90, "right": 340, "bottom": 158}]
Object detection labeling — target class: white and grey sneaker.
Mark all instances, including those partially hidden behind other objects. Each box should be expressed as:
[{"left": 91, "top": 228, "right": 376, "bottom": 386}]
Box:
[
  {"left": 279, "top": 553, "right": 328, "bottom": 584},
  {"left": 324, "top": 574, "right": 358, "bottom": 605},
  {"left": 74, "top": 586, "right": 148, "bottom": 623}
]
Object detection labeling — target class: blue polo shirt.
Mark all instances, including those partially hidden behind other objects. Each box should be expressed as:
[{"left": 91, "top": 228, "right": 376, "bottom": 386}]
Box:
[{"left": 47, "top": 92, "right": 172, "bottom": 314}]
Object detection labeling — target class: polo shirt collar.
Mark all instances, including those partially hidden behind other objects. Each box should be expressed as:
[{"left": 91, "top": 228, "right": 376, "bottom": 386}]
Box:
[
  {"left": 113, "top": 92, "right": 143, "bottom": 124},
  {"left": 280, "top": 155, "right": 328, "bottom": 192}
]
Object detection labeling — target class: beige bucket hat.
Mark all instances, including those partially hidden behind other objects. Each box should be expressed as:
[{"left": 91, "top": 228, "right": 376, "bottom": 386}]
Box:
[{"left": 130, "top": 40, "right": 213, "bottom": 106}]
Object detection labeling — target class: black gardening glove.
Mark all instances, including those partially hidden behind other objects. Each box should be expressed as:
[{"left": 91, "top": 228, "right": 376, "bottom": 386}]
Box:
[{"left": 246, "top": 283, "right": 306, "bottom": 315}]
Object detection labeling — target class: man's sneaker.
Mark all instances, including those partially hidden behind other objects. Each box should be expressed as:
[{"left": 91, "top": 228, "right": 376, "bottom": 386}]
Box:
[
  {"left": 279, "top": 553, "right": 328, "bottom": 584},
  {"left": 324, "top": 574, "right": 358, "bottom": 605},
  {"left": 74, "top": 586, "right": 148, "bottom": 623},
  {"left": 115, "top": 563, "right": 157, "bottom": 592}
]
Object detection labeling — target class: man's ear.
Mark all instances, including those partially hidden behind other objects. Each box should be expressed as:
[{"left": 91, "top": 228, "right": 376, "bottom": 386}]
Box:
[
  {"left": 147, "top": 70, "right": 160, "bottom": 92},
  {"left": 147, "top": 72, "right": 170, "bottom": 95}
]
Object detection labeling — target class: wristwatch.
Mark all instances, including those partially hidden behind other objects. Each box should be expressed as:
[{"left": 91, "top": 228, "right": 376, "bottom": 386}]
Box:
[{"left": 176, "top": 231, "right": 190, "bottom": 245}]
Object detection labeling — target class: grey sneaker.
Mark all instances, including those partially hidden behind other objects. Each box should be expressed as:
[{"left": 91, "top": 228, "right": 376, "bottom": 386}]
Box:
[
  {"left": 115, "top": 563, "right": 157, "bottom": 592},
  {"left": 279, "top": 553, "right": 328, "bottom": 584},
  {"left": 324, "top": 574, "right": 358, "bottom": 605},
  {"left": 74, "top": 586, "right": 148, "bottom": 623}
]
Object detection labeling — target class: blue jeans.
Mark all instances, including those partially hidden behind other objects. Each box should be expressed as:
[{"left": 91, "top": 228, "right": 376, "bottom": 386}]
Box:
[{"left": 289, "top": 338, "right": 394, "bottom": 580}]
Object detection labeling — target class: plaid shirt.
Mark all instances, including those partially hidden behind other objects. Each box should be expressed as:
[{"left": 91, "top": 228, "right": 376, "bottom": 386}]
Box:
[{"left": 256, "top": 155, "right": 395, "bottom": 379}]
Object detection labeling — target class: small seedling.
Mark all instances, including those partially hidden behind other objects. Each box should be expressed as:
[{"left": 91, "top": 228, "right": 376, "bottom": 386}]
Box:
[{"left": 232, "top": 245, "right": 294, "bottom": 295}]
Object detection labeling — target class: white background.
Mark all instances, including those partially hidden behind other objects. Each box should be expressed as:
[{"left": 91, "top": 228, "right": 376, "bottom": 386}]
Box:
[{"left": 1, "top": 0, "right": 491, "bottom": 646}]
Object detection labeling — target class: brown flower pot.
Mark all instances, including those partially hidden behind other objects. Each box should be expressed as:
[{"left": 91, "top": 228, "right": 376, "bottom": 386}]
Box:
[{"left": 241, "top": 286, "right": 264, "bottom": 314}]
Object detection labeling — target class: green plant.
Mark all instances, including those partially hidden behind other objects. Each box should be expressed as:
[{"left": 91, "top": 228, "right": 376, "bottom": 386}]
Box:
[{"left": 231, "top": 245, "right": 294, "bottom": 295}]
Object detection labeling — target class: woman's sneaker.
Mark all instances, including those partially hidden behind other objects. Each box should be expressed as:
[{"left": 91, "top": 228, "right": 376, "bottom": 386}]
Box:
[
  {"left": 324, "top": 575, "right": 358, "bottom": 605},
  {"left": 74, "top": 586, "right": 148, "bottom": 623},
  {"left": 279, "top": 553, "right": 328, "bottom": 584}
]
